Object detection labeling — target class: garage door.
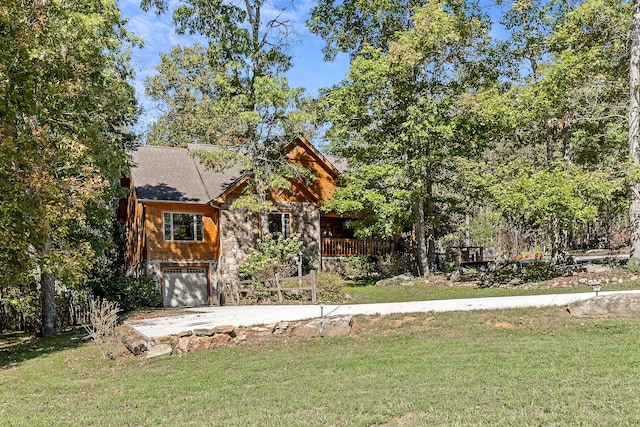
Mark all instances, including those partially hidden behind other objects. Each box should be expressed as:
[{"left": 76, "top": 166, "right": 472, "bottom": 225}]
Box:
[{"left": 162, "top": 267, "right": 208, "bottom": 307}]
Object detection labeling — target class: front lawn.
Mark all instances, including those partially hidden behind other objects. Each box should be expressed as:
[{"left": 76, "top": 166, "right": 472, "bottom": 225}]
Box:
[
  {"left": 2, "top": 306, "right": 640, "bottom": 425},
  {"left": 344, "top": 269, "right": 640, "bottom": 304}
]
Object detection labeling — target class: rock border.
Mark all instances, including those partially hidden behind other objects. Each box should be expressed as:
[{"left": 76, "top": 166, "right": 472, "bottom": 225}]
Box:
[{"left": 120, "top": 315, "right": 355, "bottom": 359}]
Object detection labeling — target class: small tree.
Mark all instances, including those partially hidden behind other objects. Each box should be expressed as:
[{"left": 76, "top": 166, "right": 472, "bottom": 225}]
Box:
[{"left": 237, "top": 235, "right": 302, "bottom": 285}]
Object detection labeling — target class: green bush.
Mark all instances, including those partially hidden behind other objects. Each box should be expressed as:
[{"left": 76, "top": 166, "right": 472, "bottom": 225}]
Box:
[
  {"left": 0, "top": 286, "right": 40, "bottom": 332},
  {"left": 316, "top": 272, "right": 346, "bottom": 302},
  {"left": 521, "top": 261, "right": 560, "bottom": 282},
  {"left": 238, "top": 235, "right": 303, "bottom": 284},
  {"left": 90, "top": 276, "right": 160, "bottom": 313},
  {"left": 339, "top": 256, "right": 379, "bottom": 279}
]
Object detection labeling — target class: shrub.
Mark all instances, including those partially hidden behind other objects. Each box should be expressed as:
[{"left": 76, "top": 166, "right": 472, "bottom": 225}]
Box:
[
  {"left": 84, "top": 297, "right": 120, "bottom": 359},
  {"left": 339, "top": 256, "right": 379, "bottom": 279},
  {"left": 0, "top": 286, "right": 40, "bottom": 332},
  {"left": 90, "top": 276, "right": 160, "bottom": 313},
  {"left": 316, "top": 272, "right": 346, "bottom": 302},
  {"left": 237, "top": 235, "right": 303, "bottom": 284},
  {"left": 521, "top": 260, "right": 561, "bottom": 282}
]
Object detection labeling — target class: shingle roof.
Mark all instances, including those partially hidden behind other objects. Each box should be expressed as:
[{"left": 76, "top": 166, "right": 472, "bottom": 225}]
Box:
[
  {"left": 130, "top": 141, "right": 347, "bottom": 204},
  {"left": 130, "top": 145, "right": 243, "bottom": 203}
]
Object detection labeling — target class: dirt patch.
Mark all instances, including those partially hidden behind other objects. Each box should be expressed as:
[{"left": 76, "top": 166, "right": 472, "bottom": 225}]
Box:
[
  {"left": 487, "top": 320, "right": 518, "bottom": 329},
  {"left": 376, "top": 413, "right": 419, "bottom": 426}
]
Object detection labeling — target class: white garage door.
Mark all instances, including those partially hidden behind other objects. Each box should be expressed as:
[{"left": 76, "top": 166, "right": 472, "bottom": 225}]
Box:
[{"left": 162, "top": 267, "right": 208, "bottom": 307}]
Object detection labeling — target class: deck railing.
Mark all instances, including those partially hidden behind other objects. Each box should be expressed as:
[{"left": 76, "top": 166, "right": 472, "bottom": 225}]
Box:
[{"left": 321, "top": 237, "right": 395, "bottom": 257}]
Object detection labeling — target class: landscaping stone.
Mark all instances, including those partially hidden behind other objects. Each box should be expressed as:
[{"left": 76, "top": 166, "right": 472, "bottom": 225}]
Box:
[
  {"left": 146, "top": 344, "right": 172, "bottom": 359},
  {"left": 508, "top": 278, "right": 523, "bottom": 286},
  {"left": 194, "top": 328, "right": 216, "bottom": 336},
  {"left": 293, "top": 315, "right": 354, "bottom": 338},
  {"left": 234, "top": 334, "right": 248, "bottom": 344},
  {"left": 566, "top": 294, "right": 640, "bottom": 317},
  {"left": 376, "top": 274, "right": 414, "bottom": 287},
  {"left": 214, "top": 325, "right": 236, "bottom": 337},
  {"left": 213, "top": 334, "right": 232, "bottom": 345},
  {"left": 176, "top": 337, "right": 190, "bottom": 353},
  {"left": 188, "top": 336, "right": 214, "bottom": 351}
]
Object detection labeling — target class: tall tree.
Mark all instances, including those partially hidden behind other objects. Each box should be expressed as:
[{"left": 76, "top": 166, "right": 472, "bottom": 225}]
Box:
[
  {"left": 319, "top": 0, "right": 495, "bottom": 275},
  {"left": 630, "top": 0, "right": 640, "bottom": 264},
  {"left": 308, "top": 0, "right": 417, "bottom": 60},
  {"left": 142, "top": 0, "right": 312, "bottom": 235},
  {"left": 464, "top": 0, "right": 630, "bottom": 259},
  {"left": 0, "top": 0, "right": 138, "bottom": 335}
]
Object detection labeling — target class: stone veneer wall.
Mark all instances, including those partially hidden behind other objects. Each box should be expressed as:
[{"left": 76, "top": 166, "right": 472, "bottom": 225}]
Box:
[
  {"left": 218, "top": 208, "right": 260, "bottom": 287},
  {"left": 218, "top": 202, "right": 321, "bottom": 292}
]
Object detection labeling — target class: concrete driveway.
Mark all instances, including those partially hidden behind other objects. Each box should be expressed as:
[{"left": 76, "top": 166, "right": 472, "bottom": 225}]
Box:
[{"left": 126, "top": 290, "right": 640, "bottom": 339}]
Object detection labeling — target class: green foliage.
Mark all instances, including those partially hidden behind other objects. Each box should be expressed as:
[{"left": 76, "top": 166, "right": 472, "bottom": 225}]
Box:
[
  {"left": 142, "top": 0, "right": 315, "bottom": 224},
  {"left": 237, "top": 236, "right": 303, "bottom": 284},
  {"left": 521, "top": 261, "right": 562, "bottom": 282},
  {"left": 0, "top": 0, "right": 138, "bottom": 333},
  {"left": 317, "top": 0, "right": 496, "bottom": 274},
  {"left": 90, "top": 276, "right": 160, "bottom": 313},
  {"left": 0, "top": 287, "right": 40, "bottom": 333},
  {"left": 488, "top": 164, "right": 625, "bottom": 255},
  {"left": 315, "top": 272, "right": 346, "bottom": 302},
  {"left": 339, "top": 256, "right": 380, "bottom": 279}
]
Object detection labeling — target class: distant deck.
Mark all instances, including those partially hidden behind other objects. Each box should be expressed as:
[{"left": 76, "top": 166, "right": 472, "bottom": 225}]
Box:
[{"left": 321, "top": 237, "right": 395, "bottom": 257}]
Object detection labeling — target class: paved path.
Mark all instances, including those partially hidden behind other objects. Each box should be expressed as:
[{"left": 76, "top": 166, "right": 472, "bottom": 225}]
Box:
[{"left": 126, "top": 290, "right": 640, "bottom": 339}]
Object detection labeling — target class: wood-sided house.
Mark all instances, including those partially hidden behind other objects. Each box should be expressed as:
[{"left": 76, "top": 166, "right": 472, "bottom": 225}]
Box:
[{"left": 120, "top": 137, "right": 394, "bottom": 307}]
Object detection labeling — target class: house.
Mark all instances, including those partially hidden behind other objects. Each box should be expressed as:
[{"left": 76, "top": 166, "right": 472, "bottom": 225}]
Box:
[{"left": 120, "top": 136, "right": 394, "bottom": 307}]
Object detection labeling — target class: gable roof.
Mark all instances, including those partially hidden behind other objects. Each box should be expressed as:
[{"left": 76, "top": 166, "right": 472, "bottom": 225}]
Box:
[{"left": 130, "top": 138, "right": 345, "bottom": 205}]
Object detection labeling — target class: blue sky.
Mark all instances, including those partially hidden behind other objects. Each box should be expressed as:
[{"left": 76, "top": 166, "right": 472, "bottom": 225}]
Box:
[
  {"left": 118, "top": 0, "right": 351, "bottom": 133},
  {"left": 118, "top": 0, "right": 508, "bottom": 135}
]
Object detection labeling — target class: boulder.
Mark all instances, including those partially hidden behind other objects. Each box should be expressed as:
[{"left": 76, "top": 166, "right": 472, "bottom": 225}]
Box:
[
  {"left": 213, "top": 334, "right": 231, "bottom": 345},
  {"left": 176, "top": 337, "right": 190, "bottom": 353},
  {"left": 214, "top": 325, "right": 236, "bottom": 337},
  {"left": 566, "top": 294, "right": 640, "bottom": 317},
  {"left": 188, "top": 336, "right": 214, "bottom": 351},
  {"left": 293, "top": 315, "right": 354, "bottom": 338},
  {"left": 376, "top": 274, "right": 414, "bottom": 287},
  {"left": 146, "top": 343, "right": 173, "bottom": 359}
]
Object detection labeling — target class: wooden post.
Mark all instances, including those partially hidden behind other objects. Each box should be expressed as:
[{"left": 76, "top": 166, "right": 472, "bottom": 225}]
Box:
[
  {"left": 311, "top": 269, "right": 317, "bottom": 303},
  {"left": 275, "top": 273, "right": 283, "bottom": 303},
  {"left": 298, "top": 252, "right": 303, "bottom": 288}
]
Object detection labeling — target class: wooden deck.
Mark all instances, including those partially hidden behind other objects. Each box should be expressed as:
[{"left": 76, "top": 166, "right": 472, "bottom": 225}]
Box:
[{"left": 321, "top": 237, "right": 395, "bottom": 257}]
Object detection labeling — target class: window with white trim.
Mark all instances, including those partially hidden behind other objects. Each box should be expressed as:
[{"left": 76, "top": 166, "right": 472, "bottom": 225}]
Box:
[
  {"left": 268, "top": 212, "right": 291, "bottom": 238},
  {"left": 163, "top": 213, "right": 204, "bottom": 241}
]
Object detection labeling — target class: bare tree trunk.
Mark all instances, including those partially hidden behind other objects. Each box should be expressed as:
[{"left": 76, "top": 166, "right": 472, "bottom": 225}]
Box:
[
  {"left": 415, "top": 199, "right": 429, "bottom": 277},
  {"left": 551, "top": 215, "right": 566, "bottom": 262},
  {"left": 39, "top": 242, "right": 56, "bottom": 336},
  {"left": 629, "top": 0, "right": 640, "bottom": 264},
  {"left": 562, "top": 119, "right": 572, "bottom": 167}
]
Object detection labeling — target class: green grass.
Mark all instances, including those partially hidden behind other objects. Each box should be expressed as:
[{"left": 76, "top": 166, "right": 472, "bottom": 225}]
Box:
[
  {"left": 3, "top": 307, "right": 640, "bottom": 425},
  {"left": 344, "top": 277, "right": 640, "bottom": 304}
]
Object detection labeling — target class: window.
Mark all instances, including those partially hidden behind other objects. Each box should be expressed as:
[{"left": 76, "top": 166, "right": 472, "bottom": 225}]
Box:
[
  {"left": 267, "top": 212, "right": 291, "bottom": 238},
  {"left": 163, "top": 213, "right": 204, "bottom": 241}
]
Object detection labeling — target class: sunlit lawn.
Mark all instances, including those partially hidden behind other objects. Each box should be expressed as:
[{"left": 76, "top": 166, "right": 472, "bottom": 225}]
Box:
[
  {"left": 2, "top": 306, "right": 640, "bottom": 426},
  {"left": 344, "top": 273, "right": 640, "bottom": 304}
]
